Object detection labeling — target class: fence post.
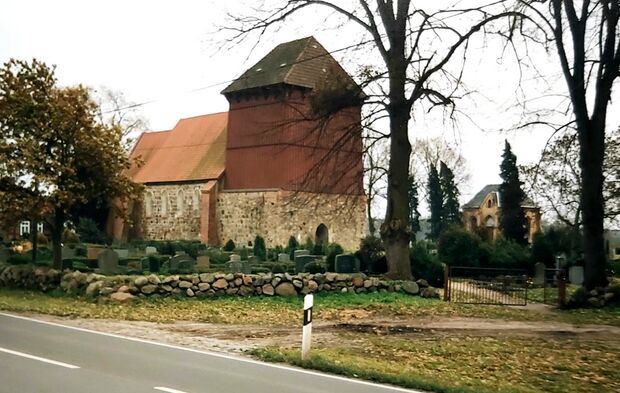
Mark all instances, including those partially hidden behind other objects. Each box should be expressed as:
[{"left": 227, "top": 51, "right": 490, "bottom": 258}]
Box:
[
  {"left": 301, "top": 294, "right": 313, "bottom": 361},
  {"left": 443, "top": 264, "right": 450, "bottom": 301},
  {"left": 557, "top": 269, "right": 567, "bottom": 307}
]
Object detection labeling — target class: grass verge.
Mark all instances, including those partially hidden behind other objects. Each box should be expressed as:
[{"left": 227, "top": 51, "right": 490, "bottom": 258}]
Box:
[
  {"left": 0, "top": 288, "right": 619, "bottom": 326},
  {"left": 251, "top": 332, "right": 620, "bottom": 393}
]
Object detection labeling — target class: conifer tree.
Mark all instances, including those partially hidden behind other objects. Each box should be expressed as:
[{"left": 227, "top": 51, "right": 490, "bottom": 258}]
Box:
[
  {"left": 427, "top": 164, "right": 443, "bottom": 240},
  {"left": 408, "top": 174, "right": 420, "bottom": 242},
  {"left": 499, "top": 140, "right": 528, "bottom": 245},
  {"left": 440, "top": 161, "right": 461, "bottom": 226}
]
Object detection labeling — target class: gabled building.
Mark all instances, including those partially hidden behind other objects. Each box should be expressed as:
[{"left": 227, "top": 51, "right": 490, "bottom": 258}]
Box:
[
  {"left": 462, "top": 184, "right": 541, "bottom": 243},
  {"left": 109, "top": 37, "right": 367, "bottom": 250}
]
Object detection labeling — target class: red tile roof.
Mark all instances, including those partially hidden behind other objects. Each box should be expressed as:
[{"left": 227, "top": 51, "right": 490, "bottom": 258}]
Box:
[{"left": 129, "top": 112, "right": 227, "bottom": 183}]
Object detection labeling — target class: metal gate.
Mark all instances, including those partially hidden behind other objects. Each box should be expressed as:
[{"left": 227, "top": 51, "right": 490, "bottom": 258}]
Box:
[{"left": 444, "top": 266, "right": 528, "bottom": 306}]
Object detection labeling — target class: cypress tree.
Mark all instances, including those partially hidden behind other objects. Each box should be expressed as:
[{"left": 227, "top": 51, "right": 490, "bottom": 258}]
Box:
[
  {"left": 499, "top": 140, "right": 528, "bottom": 244},
  {"left": 427, "top": 163, "right": 443, "bottom": 240},
  {"left": 440, "top": 161, "right": 461, "bottom": 226},
  {"left": 408, "top": 174, "right": 421, "bottom": 242}
]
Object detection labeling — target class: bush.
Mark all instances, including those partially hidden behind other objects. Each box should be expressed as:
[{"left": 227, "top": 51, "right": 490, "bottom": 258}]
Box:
[
  {"left": 357, "top": 235, "right": 385, "bottom": 273},
  {"left": 410, "top": 241, "right": 444, "bottom": 287},
  {"left": 203, "top": 247, "right": 228, "bottom": 265},
  {"left": 76, "top": 217, "right": 107, "bottom": 244},
  {"left": 36, "top": 232, "right": 49, "bottom": 245},
  {"left": 7, "top": 253, "right": 30, "bottom": 265},
  {"left": 223, "top": 239, "right": 236, "bottom": 252},
  {"left": 305, "top": 261, "right": 326, "bottom": 274},
  {"left": 484, "top": 238, "right": 532, "bottom": 271},
  {"left": 62, "top": 229, "right": 80, "bottom": 244},
  {"left": 253, "top": 235, "right": 267, "bottom": 261},
  {"left": 303, "top": 237, "right": 315, "bottom": 254},
  {"left": 438, "top": 226, "right": 483, "bottom": 267},
  {"left": 271, "top": 264, "right": 285, "bottom": 273},
  {"left": 326, "top": 243, "right": 344, "bottom": 271}
]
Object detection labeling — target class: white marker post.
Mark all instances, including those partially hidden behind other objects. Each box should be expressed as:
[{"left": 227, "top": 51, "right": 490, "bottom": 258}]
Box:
[{"left": 301, "top": 294, "right": 313, "bottom": 361}]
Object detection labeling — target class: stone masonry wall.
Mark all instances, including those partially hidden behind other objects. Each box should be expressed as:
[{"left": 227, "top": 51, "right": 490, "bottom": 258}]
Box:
[
  {"left": 218, "top": 190, "right": 366, "bottom": 251},
  {"left": 141, "top": 183, "right": 206, "bottom": 241}
]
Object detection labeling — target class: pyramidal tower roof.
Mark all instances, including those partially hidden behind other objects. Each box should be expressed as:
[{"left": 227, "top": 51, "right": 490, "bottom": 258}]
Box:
[{"left": 222, "top": 36, "right": 359, "bottom": 95}]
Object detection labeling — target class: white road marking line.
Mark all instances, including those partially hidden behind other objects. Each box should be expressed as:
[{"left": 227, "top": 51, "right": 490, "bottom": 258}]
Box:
[
  {"left": 154, "top": 387, "right": 189, "bottom": 393},
  {"left": 0, "top": 312, "right": 419, "bottom": 392},
  {"left": 0, "top": 346, "right": 80, "bottom": 369}
]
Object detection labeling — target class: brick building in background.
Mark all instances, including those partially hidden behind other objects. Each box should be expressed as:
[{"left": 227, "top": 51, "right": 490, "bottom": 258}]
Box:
[{"left": 109, "top": 37, "right": 367, "bottom": 250}]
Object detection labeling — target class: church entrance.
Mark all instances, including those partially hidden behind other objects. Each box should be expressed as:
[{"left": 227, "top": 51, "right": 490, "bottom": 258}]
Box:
[{"left": 315, "top": 224, "right": 329, "bottom": 246}]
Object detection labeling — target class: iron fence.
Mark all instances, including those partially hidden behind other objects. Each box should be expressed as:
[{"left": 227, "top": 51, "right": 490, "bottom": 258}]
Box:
[{"left": 445, "top": 266, "right": 529, "bottom": 306}]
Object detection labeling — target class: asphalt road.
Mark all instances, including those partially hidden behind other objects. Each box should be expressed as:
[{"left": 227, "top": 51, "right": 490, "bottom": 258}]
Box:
[{"left": 0, "top": 313, "right": 421, "bottom": 393}]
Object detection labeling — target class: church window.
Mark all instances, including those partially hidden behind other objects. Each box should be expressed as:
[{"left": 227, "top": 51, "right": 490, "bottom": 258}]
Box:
[
  {"left": 161, "top": 193, "right": 168, "bottom": 216},
  {"left": 485, "top": 215, "right": 495, "bottom": 227},
  {"left": 145, "top": 192, "right": 153, "bottom": 217},
  {"left": 177, "top": 190, "right": 185, "bottom": 217},
  {"left": 193, "top": 188, "right": 200, "bottom": 213},
  {"left": 487, "top": 199, "right": 492, "bottom": 208},
  {"left": 37, "top": 222, "right": 44, "bottom": 233}
]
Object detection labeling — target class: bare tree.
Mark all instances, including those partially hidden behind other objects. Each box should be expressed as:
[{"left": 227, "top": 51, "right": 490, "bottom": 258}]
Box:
[
  {"left": 364, "top": 138, "right": 389, "bottom": 236},
  {"left": 221, "top": 1, "right": 524, "bottom": 279},
  {"left": 410, "top": 137, "right": 470, "bottom": 196},
  {"left": 91, "top": 86, "right": 149, "bottom": 150},
  {"left": 516, "top": 0, "right": 620, "bottom": 289}
]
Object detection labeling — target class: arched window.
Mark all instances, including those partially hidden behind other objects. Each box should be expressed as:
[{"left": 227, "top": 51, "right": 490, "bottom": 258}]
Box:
[
  {"left": 161, "top": 193, "right": 168, "bottom": 217},
  {"left": 487, "top": 199, "right": 492, "bottom": 208},
  {"left": 485, "top": 215, "right": 495, "bottom": 227},
  {"left": 177, "top": 190, "right": 185, "bottom": 217},
  {"left": 193, "top": 188, "right": 201, "bottom": 213},
  {"left": 145, "top": 191, "right": 153, "bottom": 217},
  {"left": 470, "top": 216, "right": 478, "bottom": 230}
]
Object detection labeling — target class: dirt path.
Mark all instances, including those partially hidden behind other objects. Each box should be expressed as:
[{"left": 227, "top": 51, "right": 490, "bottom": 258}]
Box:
[{"left": 21, "top": 312, "right": 620, "bottom": 355}]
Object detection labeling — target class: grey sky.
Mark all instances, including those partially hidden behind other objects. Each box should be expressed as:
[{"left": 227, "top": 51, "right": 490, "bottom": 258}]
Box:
[{"left": 2, "top": 0, "right": 617, "bottom": 219}]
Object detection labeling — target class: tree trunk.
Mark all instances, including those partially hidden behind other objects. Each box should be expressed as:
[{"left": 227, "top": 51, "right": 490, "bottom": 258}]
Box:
[
  {"left": 578, "top": 120, "right": 608, "bottom": 289},
  {"left": 367, "top": 196, "right": 375, "bottom": 236},
  {"left": 381, "top": 104, "right": 413, "bottom": 280},
  {"left": 30, "top": 219, "right": 38, "bottom": 264},
  {"left": 52, "top": 209, "right": 64, "bottom": 270}
]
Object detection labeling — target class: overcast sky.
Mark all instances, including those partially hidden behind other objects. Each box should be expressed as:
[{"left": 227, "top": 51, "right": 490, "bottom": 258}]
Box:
[{"left": 2, "top": 0, "right": 618, "bottom": 218}]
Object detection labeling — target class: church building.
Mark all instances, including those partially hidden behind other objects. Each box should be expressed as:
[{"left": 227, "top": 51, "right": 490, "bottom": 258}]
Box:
[{"left": 109, "top": 37, "right": 367, "bottom": 250}]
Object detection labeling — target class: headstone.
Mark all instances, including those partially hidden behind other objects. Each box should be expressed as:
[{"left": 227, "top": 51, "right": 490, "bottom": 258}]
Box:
[
  {"left": 230, "top": 254, "right": 241, "bottom": 262},
  {"left": 145, "top": 246, "right": 157, "bottom": 255},
  {"left": 61, "top": 246, "right": 76, "bottom": 260},
  {"left": 568, "top": 265, "right": 584, "bottom": 285},
  {"left": 196, "top": 255, "right": 210, "bottom": 268},
  {"left": 335, "top": 254, "right": 360, "bottom": 274},
  {"left": 294, "top": 249, "right": 309, "bottom": 259},
  {"left": 533, "top": 262, "right": 545, "bottom": 286},
  {"left": 169, "top": 254, "right": 196, "bottom": 273},
  {"left": 227, "top": 260, "right": 243, "bottom": 273},
  {"left": 87, "top": 246, "right": 105, "bottom": 260},
  {"left": 113, "top": 249, "right": 129, "bottom": 259},
  {"left": 278, "top": 253, "right": 290, "bottom": 263},
  {"left": 0, "top": 247, "right": 10, "bottom": 263},
  {"left": 97, "top": 249, "right": 120, "bottom": 275},
  {"left": 295, "top": 255, "right": 319, "bottom": 273}
]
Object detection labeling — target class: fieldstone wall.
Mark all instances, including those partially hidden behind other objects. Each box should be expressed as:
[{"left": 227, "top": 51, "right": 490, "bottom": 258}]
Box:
[
  {"left": 0, "top": 265, "right": 441, "bottom": 301},
  {"left": 217, "top": 190, "right": 366, "bottom": 250},
  {"left": 141, "top": 183, "right": 205, "bottom": 240}
]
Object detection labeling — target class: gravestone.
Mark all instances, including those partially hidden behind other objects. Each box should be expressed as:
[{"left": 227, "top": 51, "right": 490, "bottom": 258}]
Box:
[
  {"left": 294, "top": 249, "right": 309, "bottom": 259},
  {"left": 335, "top": 254, "right": 360, "bottom": 274},
  {"left": 568, "top": 265, "right": 584, "bottom": 285},
  {"left": 533, "top": 262, "right": 546, "bottom": 286},
  {"left": 230, "top": 254, "right": 241, "bottom": 262},
  {"left": 278, "top": 253, "right": 290, "bottom": 263},
  {"left": 227, "top": 260, "right": 243, "bottom": 273},
  {"left": 97, "top": 249, "right": 120, "bottom": 275},
  {"left": 196, "top": 256, "right": 210, "bottom": 268},
  {"left": 87, "top": 246, "right": 105, "bottom": 260},
  {"left": 145, "top": 246, "right": 157, "bottom": 255},
  {"left": 61, "top": 246, "right": 76, "bottom": 261},
  {"left": 113, "top": 249, "right": 129, "bottom": 259},
  {"left": 0, "top": 246, "right": 9, "bottom": 263},
  {"left": 295, "top": 255, "right": 319, "bottom": 273},
  {"left": 169, "top": 254, "right": 196, "bottom": 273}
]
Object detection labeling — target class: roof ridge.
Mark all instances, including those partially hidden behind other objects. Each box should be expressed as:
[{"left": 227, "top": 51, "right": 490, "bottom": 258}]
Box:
[
  {"left": 178, "top": 111, "right": 228, "bottom": 121},
  {"left": 282, "top": 36, "right": 316, "bottom": 82}
]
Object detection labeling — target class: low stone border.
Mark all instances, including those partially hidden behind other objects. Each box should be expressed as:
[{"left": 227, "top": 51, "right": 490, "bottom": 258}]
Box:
[{"left": 0, "top": 265, "right": 440, "bottom": 302}]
